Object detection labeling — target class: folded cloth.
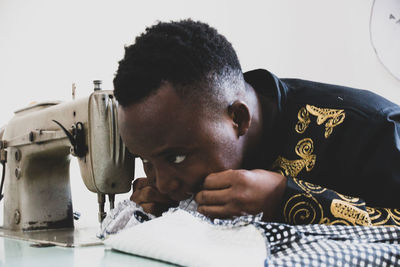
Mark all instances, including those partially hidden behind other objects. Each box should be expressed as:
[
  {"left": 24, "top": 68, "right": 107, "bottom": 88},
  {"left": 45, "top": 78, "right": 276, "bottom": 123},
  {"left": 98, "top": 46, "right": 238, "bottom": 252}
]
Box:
[
  {"left": 97, "top": 199, "right": 155, "bottom": 239},
  {"left": 100, "top": 199, "right": 400, "bottom": 266},
  {"left": 104, "top": 209, "right": 268, "bottom": 267},
  {"left": 98, "top": 198, "right": 198, "bottom": 239}
]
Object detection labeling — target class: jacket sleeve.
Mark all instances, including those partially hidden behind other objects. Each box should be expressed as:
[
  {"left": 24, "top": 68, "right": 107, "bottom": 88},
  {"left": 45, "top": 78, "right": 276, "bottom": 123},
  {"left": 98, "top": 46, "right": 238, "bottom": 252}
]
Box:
[
  {"left": 354, "top": 106, "right": 400, "bottom": 209},
  {"left": 278, "top": 176, "right": 400, "bottom": 226}
]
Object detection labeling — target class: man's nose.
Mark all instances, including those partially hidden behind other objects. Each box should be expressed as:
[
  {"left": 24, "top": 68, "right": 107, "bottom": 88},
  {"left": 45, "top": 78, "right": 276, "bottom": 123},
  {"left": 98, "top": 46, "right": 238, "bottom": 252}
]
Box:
[{"left": 155, "top": 168, "right": 180, "bottom": 195}]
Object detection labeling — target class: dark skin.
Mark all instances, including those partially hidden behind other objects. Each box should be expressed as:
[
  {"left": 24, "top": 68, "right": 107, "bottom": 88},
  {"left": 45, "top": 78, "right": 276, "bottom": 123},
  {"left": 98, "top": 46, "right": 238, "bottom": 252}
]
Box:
[{"left": 118, "top": 81, "right": 287, "bottom": 220}]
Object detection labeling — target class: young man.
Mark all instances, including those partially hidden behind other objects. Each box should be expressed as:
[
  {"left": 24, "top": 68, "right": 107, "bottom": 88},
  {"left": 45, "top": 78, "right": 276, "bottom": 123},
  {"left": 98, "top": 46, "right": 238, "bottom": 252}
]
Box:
[{"left": 114, "top": 19, "right": 400, "bottom": 226}]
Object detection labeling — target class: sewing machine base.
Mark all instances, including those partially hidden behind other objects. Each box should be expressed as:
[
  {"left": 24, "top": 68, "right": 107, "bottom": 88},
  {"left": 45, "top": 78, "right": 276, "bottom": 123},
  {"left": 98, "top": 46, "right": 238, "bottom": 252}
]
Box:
[{"left": 0, "top": 226, "right": 101, "bottom": 247}]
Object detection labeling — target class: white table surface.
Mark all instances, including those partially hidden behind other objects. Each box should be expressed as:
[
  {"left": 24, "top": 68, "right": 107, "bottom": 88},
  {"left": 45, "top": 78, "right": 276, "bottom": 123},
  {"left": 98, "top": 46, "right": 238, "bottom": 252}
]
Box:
[{"left": 0, "top": 237, "right": 176, "bottom": 267}]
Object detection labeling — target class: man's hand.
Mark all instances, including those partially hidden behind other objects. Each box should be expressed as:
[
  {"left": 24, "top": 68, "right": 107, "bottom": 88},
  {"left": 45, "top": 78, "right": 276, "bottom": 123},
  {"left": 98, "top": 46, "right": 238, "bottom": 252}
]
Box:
[
  {"left": 130, "top": 178, "right": 178, "bottom": 216},
  {"left": 195, "top": 169, "right": 287, "bottom": 221}
]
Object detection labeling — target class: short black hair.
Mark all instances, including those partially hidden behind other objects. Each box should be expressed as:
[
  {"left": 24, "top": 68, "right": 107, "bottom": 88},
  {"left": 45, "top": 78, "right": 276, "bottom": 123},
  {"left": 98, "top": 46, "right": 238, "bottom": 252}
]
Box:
[{"left": 113, "top": 19, "right": 243, "bottom": 107}]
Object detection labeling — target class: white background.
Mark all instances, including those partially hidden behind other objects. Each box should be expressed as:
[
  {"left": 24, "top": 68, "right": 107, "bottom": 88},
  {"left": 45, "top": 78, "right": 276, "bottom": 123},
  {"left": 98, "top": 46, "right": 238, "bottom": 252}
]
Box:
[{"left": 0, "top": 0, "right": 399, "bottom": 228}]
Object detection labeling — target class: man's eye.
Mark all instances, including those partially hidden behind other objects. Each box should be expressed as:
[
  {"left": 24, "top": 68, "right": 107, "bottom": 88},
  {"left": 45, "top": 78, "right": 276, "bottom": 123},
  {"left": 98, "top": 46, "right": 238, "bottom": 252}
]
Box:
[{"left": 172, "top": 155, "right": 186, "bottom": 164}]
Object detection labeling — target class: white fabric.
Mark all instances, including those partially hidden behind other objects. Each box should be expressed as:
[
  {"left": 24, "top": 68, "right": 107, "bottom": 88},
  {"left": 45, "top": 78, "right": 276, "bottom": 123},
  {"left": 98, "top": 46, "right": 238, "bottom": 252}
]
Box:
[
  {"left": 98, "top": 199, "right": 155, "bottom": 239},
  {"left": 98, "top": 198, "right": 196, "bottom": 239},
  {"left": 104, "top": 209, "right": 267, "bottom": 267}
]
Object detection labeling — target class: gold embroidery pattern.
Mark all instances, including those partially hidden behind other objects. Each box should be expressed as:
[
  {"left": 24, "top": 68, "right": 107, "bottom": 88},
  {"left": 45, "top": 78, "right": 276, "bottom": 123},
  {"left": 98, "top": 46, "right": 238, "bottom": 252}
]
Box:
[
  {"left": 336, "top": 193, "right": 364, "bottom": 207},
  {"left": 306, "top": 105, "right": 346, "bottom": 138},
  {"left": 367, "top": 207, "right": 400, "bottom": 226},
  {"left": 284, "top": 193, "right": 374, "bottom": 226},
  {"left": 330, "top": 199, "right": 371, "bottom": 226},
  {"left": 295, "top": 107, "right": 310, "bottom": 134},
  {"left": 292, "top": 177, "right": 326, "bottom": 194},
  {"left": 366, "top": 207, "right": 382, "bottom": 221},
  {"left": 273, "top": 138, "right": 316, "bottom": 177},
  {"left": 283, "top": 178, "right": 373, "bottom": 226},
  {"left": 281, "top": 104, "right": 361, "bottom": 226},
  {"left": 283, "top": 193, "right": 325, "bottom": 224}
]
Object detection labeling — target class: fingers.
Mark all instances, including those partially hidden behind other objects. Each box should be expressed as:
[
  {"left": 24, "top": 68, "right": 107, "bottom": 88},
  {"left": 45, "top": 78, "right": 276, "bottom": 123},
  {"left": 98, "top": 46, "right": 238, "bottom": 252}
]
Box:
[
  {"left": 132, "top": 177, "right": 153, "bottom": 191},
  {"left": 202, "top": 170, "right": 250, "bottom": 190},
  {"left": 131, "top": 185, "right": 172, "bottom": 204},
  {"left": 197, "top": 204, "right": 244, "bottom": 219},
  {"left": 141, "top": 202, "right": 172, "bottom": 217},
  {"left": 130, "top": 177, "right": 178, "bottom": 216},
  {"left": 197, "top": 205, "right": 227, "bottom": 218},
  {"left": 131, "top": 177, "right": 163, "bottom": 203},
  {"left": 195, "top": 188, "right": 231, "bottom": 205},
  {"left": 195, "top": 188, "right": 243, "bottom": 219},
  {"left": 195, "top": 171, "right": 235, "bottom": 218},
  {"left": 196, "top": 170, "right": 258, "bottom": 219},
  {"left": 202, "top": 172, "right": 232, "bottom": 190}
]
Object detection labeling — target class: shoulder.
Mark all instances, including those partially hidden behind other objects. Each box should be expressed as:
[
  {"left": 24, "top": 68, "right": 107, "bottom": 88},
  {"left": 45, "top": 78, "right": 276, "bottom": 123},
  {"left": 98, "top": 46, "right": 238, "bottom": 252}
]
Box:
[
  {"left": 281, "top": 78, "right": 400, "bottom": 121},
  {"left": 243, "top": 68, "right": 400, "bottom": 124}
]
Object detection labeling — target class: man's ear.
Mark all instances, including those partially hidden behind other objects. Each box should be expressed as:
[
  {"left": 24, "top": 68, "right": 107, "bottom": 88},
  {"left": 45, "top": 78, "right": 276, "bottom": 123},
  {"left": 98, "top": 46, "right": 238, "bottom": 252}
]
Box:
[{"left": 227, "top": 100, "right": 251, "bottom": 137}]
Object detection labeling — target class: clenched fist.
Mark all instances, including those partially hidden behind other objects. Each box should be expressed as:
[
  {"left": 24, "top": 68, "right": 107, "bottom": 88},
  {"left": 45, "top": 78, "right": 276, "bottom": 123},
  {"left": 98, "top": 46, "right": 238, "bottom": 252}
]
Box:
[
  {"left": 195, "top": 169, "right": 287, "bottom": 221},
  {"left": 130, "top": 177, "right": 179, "bottom": 216}
]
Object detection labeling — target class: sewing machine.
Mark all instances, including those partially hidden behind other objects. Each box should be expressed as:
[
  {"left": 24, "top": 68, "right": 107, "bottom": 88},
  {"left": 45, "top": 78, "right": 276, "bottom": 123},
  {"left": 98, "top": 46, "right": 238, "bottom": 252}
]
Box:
[{"left": 0, "top": 81, "right": 135, "bottom": 247}]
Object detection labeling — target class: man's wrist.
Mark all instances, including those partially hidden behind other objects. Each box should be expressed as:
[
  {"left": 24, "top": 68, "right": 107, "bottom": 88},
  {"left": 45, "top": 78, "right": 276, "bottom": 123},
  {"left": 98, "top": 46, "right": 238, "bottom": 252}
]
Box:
[
  {"left": 270, "top": 173, "right": 288, "bottom": 222},
  {"left": 252, "top": 169, "right": 287, "bottom": 221}
]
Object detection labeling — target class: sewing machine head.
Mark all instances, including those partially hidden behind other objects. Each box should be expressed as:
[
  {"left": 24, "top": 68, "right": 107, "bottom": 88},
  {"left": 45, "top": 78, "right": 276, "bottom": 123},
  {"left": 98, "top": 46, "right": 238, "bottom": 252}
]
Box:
[{"left": 0, "top": 82, "right": 134, "bottom": 235}]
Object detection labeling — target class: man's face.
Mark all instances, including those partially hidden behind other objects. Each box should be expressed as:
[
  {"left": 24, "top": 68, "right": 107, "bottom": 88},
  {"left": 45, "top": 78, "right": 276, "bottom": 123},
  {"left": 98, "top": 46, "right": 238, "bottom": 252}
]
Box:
[{"left": 118, "top": 83, "right": 243, "bottom": 202}]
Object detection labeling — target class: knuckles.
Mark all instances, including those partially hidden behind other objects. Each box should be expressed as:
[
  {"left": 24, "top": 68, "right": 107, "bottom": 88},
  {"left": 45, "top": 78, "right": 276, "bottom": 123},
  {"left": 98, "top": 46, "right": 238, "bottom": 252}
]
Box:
[
  {"left": 132, "top": 177, "right": 150, "bottom": 191},
  {"left": 234, "top": 169, "right": 251, "bottom": 184},
  {"left": 131, "top": 179, "right": 162, "bottom": 203},
  {"left": 222, "top": 169, "right": 251, "bottom": 186},
  {"left": 141, "top": 186, "right": 156, "bottom": 200}
]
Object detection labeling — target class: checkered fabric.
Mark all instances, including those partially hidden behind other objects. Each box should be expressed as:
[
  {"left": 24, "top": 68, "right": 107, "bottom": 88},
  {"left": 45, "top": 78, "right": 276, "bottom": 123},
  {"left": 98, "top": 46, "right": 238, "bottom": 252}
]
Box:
[
  {"left": 178, "top": 199, "right": 400, "bottom": 266},
  {"left": 255, "top": 222, "right": 400, "bottom": 267}
]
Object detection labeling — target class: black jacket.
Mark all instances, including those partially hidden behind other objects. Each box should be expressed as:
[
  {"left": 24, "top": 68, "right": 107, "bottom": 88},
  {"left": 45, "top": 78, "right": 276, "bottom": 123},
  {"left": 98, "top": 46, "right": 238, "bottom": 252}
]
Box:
[{"left": 245, "top": 69, "right": 400, "bottom": 226}]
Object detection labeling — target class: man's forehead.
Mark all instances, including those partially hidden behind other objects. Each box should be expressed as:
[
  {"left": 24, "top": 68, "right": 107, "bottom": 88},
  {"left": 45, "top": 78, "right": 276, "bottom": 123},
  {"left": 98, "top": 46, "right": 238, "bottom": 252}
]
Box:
[
  {"left": 119, "top": 84, "right": 201, "bottom": 127},
  {"left": 118, "top": 84, "right": 208, "bottom": 155}
]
